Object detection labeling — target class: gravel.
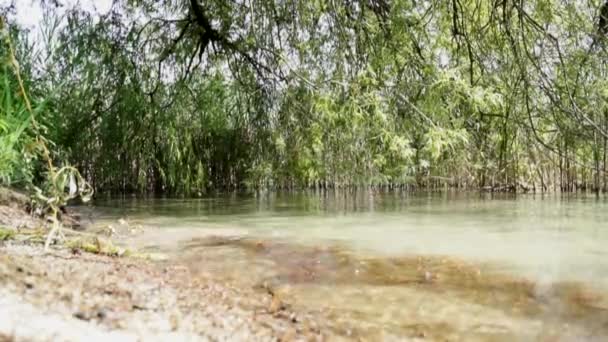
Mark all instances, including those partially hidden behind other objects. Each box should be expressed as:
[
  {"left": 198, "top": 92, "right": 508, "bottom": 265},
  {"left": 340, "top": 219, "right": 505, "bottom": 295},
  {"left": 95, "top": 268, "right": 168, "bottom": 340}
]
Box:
[{"left": 0, "top": 242, "right": 330, "bottom": 342}]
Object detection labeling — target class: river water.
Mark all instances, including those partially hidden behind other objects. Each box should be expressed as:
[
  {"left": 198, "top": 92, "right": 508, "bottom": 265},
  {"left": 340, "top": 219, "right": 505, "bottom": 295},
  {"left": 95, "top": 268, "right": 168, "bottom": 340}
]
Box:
[{"left": 90, "top": 191, "right": 608, "bottom": 340}]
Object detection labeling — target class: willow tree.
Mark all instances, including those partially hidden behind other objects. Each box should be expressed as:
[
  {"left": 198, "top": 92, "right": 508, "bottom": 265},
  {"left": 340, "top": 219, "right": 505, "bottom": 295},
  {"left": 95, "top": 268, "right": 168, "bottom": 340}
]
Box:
[{"left": 12, "top": 0, "right": 608, "bottom": 193}]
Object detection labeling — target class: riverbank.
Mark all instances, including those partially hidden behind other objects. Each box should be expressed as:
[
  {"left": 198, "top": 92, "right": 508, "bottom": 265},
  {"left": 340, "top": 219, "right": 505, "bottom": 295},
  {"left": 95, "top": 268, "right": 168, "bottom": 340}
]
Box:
[
  {"left": 0, "top": 243, "right": 335, "bottom": 341},
  {"left": 3, "top": 190, "right": 608, "bottom": 341},
  {"left": 0, "top": 194, "right": 335, "bottom": 341}
]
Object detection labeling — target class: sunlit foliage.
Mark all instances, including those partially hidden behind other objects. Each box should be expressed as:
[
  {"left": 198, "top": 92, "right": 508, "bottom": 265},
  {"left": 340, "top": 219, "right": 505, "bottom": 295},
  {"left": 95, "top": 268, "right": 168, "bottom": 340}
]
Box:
[{"left": 3, "top": 0, "right": 608, "bottom": 194}]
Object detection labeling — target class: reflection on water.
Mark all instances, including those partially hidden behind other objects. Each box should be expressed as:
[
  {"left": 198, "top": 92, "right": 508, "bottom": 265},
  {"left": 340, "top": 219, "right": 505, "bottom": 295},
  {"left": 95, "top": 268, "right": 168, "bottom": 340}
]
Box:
[{"left": 91, "top": 191, "right": 608, "bottom": 340}]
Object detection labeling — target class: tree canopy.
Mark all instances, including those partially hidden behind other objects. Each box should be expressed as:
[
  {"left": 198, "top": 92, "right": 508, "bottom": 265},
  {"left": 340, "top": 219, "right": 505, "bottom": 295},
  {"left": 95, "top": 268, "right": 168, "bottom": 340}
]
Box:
[{"left": 2, "top": 0, "right": 608, "bottom": 194}]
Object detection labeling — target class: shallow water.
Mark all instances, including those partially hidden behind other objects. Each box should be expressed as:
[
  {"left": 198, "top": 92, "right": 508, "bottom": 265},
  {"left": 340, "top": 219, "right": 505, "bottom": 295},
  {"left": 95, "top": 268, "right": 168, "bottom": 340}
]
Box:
[{"left": 90, "top": 191, "right": 608, "bottom": 340}]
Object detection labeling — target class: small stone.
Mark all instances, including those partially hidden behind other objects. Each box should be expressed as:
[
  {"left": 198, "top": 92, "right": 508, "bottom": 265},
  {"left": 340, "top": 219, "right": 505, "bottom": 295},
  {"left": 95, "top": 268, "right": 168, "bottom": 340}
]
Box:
[
  {"left": 280, "top": 328, "right": 296, "bottom": 342},
  {"left": 132, "top": 304, "right": 147, "bottom": 311},
  {"left": 268, "top": 297, "right": 283, "bottom": 314},
  {"left": 96, "top": 309, "right": 107, "bottom": 320},
  {"left": 73, "top": 311, "right": 89, "bottom": 321},
  {"left": 170, "top": 314, "right": 180, "bottom": 331},
  {"left": 301, "top": 320, "right": 311, "bottom": 334}
]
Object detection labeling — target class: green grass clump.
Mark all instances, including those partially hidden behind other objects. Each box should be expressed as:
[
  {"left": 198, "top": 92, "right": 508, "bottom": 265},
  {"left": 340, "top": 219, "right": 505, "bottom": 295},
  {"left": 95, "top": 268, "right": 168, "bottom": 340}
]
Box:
[
  {"left": 0, "top": 226, "right": 15, "bottom": 241},
  {"left": 66, "top": 237, "right": 129, "bottom": 257}
]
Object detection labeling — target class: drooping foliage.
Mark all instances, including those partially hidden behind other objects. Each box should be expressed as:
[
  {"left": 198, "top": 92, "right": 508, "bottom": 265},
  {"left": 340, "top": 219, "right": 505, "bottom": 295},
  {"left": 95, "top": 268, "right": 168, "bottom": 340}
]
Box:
[{"left": 3, "top": 0, "right": 608, "bottom": 194}]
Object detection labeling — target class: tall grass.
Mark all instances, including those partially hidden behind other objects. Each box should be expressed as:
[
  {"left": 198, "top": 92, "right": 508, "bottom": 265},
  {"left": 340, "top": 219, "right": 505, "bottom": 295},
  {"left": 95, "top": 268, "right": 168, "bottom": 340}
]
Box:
[
  {"left": 1, "top": 17, "right": 92, "bottom": 249},
  {"left": 0, "top": 27, "right": 35, "bottom": 186}
]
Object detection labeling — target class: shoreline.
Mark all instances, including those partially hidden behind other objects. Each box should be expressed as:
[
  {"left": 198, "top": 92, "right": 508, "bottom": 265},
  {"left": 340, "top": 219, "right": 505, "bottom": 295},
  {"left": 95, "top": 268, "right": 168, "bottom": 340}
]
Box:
[
  {"left": 0, "top": 194, "right": 335, "bottom": 342},
  {"left": 0, "top": 239, "right": 333, "bottom": 341},
  {"left": 3, "top": 190, "right": 608, "bottom": 341}
]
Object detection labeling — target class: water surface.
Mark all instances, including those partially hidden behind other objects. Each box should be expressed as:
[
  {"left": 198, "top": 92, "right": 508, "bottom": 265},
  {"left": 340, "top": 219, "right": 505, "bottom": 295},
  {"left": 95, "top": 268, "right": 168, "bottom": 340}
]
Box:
[{"left": 90, "top": 191, "right": 608, "bottom": 340}]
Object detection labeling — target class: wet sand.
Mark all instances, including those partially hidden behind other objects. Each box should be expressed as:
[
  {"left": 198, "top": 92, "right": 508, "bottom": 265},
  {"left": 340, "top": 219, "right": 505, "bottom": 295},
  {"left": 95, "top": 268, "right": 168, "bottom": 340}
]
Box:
[
  {"left": 174, "top": 236, "right": 608, "bottom": 341},
  {"left": 3, "top": 229, "right": 608, "bottom": 341}
]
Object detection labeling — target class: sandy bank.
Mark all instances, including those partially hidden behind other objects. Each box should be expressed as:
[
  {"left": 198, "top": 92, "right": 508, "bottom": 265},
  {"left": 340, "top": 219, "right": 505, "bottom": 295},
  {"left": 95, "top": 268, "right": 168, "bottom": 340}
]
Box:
[{"left": 0, "top": 191, "right": 335, "bottom": 341}]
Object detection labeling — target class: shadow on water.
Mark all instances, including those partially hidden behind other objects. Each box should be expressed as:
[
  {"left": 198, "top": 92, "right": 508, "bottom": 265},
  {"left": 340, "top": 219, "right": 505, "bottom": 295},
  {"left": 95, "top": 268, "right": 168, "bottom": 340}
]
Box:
[{"left": 178, "top": 236, "right": 608, "bottom": 341}]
